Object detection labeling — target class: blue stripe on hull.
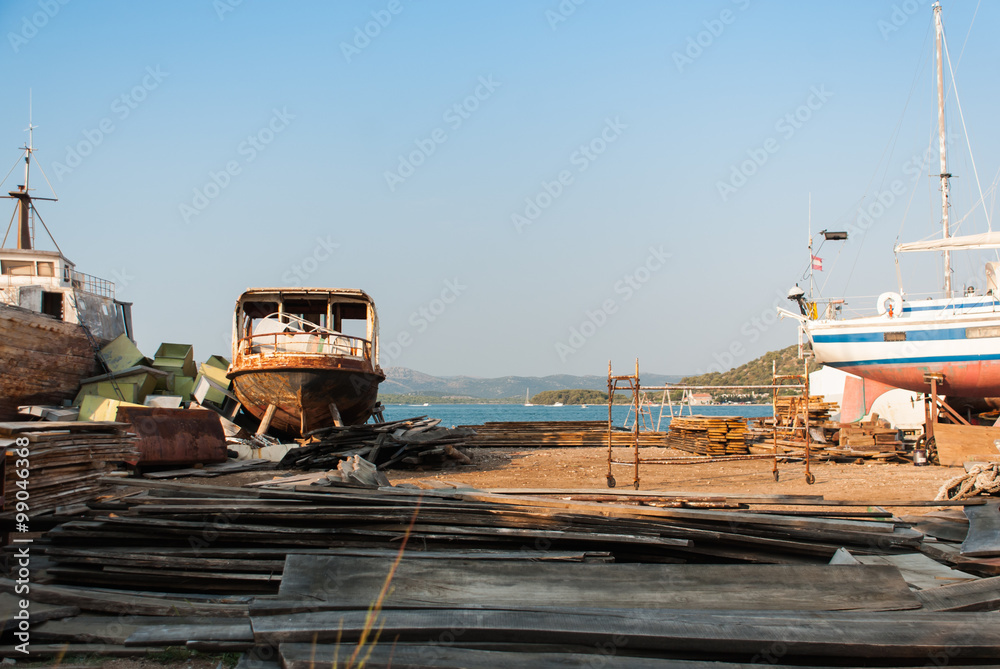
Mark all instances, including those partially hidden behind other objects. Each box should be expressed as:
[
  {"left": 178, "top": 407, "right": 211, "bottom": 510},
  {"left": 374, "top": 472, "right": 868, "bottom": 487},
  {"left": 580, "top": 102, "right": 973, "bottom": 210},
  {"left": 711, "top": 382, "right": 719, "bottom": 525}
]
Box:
[{"left": 813, "top": 327, "right": 968, "bottom": 344}]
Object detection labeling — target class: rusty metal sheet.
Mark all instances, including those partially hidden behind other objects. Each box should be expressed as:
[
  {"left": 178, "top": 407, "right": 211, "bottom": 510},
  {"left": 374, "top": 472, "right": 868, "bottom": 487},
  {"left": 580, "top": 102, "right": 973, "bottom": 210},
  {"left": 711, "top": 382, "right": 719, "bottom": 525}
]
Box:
[{"left": 115, "top": 407, "right": 226, "bottom": 466}]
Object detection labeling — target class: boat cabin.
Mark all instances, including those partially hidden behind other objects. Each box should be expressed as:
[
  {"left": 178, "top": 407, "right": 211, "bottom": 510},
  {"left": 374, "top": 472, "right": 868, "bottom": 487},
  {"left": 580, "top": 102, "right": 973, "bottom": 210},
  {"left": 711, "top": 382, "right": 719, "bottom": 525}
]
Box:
[{"left": 231, "top": 288, "right": 380, "bottom": 368}]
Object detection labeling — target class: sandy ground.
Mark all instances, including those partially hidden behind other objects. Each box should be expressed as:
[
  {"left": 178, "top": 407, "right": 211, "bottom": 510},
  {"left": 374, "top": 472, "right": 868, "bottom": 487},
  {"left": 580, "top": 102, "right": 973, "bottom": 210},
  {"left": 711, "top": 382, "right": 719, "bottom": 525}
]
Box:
[{"left": 384, "top": 445, "right": 958, "bottom": 511}]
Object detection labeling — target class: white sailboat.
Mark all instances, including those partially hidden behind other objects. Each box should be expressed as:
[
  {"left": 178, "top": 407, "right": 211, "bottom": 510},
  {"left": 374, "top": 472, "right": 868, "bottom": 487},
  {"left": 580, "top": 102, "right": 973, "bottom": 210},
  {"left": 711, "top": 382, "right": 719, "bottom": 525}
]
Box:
[
  {"left": 782, "top": 2, "right": 1000, "bottom": 399},
  {"left": 524, "top": 388, "right": 533, "bottom": 406}
]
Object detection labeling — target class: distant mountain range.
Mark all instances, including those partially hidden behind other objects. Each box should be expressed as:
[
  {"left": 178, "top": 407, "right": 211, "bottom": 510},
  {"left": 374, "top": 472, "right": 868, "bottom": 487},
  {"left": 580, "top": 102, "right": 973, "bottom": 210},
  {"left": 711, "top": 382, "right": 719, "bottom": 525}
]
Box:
[{"left": 381, "top": 367, "right": 686, "bottom": 400}]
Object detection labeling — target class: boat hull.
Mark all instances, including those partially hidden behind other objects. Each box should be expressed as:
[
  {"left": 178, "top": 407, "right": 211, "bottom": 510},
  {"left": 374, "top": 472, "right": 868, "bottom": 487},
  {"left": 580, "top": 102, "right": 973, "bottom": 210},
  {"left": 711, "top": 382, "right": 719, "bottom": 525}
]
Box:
[
  {"left": 806, "top": 299, "right": 1000, "bottom": 397},
  {"left": 230, "top": 361, "right": 384, "bottom": 435},
  {"left": 0, "top": 303, "right": 99, "bottom": 420},
  {"left": 821, "top": 359, "right": 1000, "bottom": 397}
]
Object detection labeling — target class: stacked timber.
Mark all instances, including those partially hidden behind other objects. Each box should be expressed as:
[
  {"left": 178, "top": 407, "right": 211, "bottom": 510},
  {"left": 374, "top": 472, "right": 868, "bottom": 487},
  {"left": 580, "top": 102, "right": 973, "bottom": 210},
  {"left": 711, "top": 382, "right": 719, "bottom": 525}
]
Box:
[
  {"left": 460, "top": 420, "right": 667, "bottom": 448},
  {"left": 665, "top": 415, "right": 749, "bottom": 455},
  {"left": 774, "top": 394, "right": 838, "bottom": 433},
  {"left": 24, "top": 478, "right": 936, "bottom": 594},
  {"left": 837, "top": 415, "right": 901, "bottom": 453},
  {"left": 0, "top": 421, "right": 139, "bottom": 513},
  {"left": 5, "top": 480, "right": 1000, "bottom": 666},
  {"left": 281, "top": 416, "right": 475, "bottom": 470}
]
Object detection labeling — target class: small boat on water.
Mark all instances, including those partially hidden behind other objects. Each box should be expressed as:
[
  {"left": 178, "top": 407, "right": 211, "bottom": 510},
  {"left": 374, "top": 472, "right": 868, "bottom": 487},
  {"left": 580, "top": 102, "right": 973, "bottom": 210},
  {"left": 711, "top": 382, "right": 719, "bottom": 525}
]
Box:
[
  {"left": 0, "top": 124, "right": 133, "bottom": 419},
  {"left": 227, "top": 288, "right": 385, "bottom": 436}
]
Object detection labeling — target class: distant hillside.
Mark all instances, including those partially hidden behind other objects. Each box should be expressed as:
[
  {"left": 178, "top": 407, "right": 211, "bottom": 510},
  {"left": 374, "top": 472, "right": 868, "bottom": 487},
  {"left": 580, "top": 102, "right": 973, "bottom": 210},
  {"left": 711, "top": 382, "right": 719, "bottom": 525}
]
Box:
[
  {"left": 679, "top": 345, "right": 818, "bottom": 400},
  {"left": 380, "top": 368, "right": 686, "bottom": 400}
]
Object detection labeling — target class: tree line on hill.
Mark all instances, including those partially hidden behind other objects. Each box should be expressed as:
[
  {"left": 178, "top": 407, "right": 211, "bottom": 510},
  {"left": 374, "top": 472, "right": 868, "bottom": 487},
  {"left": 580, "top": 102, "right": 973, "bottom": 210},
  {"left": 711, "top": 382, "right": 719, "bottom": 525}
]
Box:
[{"left": 677, "top": 345, "right": 819, "bottom": 401}]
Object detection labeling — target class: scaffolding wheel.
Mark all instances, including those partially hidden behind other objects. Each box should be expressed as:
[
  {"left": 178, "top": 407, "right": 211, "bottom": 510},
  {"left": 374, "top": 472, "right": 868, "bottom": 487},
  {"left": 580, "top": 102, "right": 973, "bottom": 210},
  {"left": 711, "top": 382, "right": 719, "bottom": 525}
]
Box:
[
  {"left": 772, "top": 470, "right": 779, "bottom": 482},
  {"left": 633, "top": 481, "right": 640, "bottom": 490},
  {"left": 805, "top": 472, "right": 815, "bottom": 485},
  {"left": 606, "top": 475, "right": 616, "bottom": 488}
]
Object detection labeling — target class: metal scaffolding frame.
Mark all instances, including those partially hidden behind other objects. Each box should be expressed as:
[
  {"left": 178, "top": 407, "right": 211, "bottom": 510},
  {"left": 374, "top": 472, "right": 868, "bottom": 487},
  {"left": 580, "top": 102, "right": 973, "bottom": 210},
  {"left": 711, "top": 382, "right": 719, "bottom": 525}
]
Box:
[{"left": 606, "top": 359, "right": 813, "bottom": 490}]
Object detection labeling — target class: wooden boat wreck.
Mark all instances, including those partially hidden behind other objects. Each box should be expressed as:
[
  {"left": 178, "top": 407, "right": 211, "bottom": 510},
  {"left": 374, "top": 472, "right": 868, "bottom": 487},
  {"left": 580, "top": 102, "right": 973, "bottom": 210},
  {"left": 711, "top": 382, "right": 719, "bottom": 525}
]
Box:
[
  {"left": 227, "top": 288, "right": 385, "bottom": 436},
  {"left": 0, "top": 126, "right": 133, "bottom": 420}
]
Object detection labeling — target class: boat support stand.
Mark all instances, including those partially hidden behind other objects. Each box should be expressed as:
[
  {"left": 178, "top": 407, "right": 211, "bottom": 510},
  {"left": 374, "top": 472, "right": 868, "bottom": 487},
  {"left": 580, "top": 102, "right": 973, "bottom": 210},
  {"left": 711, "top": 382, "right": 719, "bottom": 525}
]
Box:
[
  {"left": 922, "top": 373, "right": 971, "bottom": 463},
  {"left": 257, "top": 403, "right": 277, "bottom": 436}
]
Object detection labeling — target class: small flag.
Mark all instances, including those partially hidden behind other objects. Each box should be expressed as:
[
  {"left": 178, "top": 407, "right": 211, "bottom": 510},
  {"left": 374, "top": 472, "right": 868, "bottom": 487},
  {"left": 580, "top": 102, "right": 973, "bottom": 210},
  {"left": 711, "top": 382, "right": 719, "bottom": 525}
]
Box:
[{"left": 811, "top": 255, "right": 823, "bottom": 271}]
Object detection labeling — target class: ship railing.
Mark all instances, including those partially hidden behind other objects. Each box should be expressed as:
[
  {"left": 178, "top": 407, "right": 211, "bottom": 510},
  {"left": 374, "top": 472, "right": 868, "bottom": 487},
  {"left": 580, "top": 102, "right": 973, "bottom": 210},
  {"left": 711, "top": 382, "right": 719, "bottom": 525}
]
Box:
[
  {"left": 807, "top": 289, "right": 1000, "bottom": 321},
  {"left": 238, "top": 331, "right": 372, "bottom": 361},
  {"left": 69, "top": 270, "right": 115, "bottom": 299}
]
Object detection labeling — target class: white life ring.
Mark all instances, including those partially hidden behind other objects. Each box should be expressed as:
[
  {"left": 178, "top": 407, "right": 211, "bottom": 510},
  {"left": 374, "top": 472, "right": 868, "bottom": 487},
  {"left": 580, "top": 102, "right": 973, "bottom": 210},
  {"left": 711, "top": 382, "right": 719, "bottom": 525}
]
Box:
[{"left": 876, "top": 292, "right": 903, "bottom": 318}]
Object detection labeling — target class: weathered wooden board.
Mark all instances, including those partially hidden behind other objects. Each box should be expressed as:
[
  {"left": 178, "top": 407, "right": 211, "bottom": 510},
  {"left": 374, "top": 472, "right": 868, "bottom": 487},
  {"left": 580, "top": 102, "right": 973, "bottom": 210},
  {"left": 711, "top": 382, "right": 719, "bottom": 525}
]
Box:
[
  {"left": 0, "top": 593, "right": 78, "bottom": 632},
  {"left": 916, "top": 575, "right": 1000, "bottom": 611},
  {"left": 252, "top": 608, "right": 1000, "bottom": 658},
  {"left": 900, "top": 513, "right": 969, "bottom": 543},
  {"left": 934, "top": 423, "right": 1000, "bottom": 467},
  {"left": 278, "top": 556, "right": 921, "bottom": 612},
  {"left": 0, "top": 578, "right": 249, "bottom": 618},
  {"left": 962, "top": 501, "right": 1000, "bottom": 557},
  {"left": 0, "top": 643, "right": 166, "bottom": 658},
  {"left": 125, "top": 621, "right": 254, "bottom": 646},
  {"left": 34, "top": 614, "right": 215, "bottom": 645},
  {"left": 853, "top": 553, "right": 978, "bottom": 590}
]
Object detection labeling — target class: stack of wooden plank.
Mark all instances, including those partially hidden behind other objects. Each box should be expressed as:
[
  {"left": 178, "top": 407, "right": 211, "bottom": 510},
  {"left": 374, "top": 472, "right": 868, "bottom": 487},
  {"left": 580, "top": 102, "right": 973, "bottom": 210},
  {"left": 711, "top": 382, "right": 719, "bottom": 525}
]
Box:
[
  {"left": 0, "top": 421, "right": 139, "bottom": 513},
  {"left": 665, "top": 415, "right": 748, "bottom": 455},
  {"left": 838, "top": 416, "right": 901, "bottom": 452},
  {"left": 775, "top": 395, "right": 838, "bottom": 430},
  {"left": 280, "top": 416, "right": 475, "bottom": 471},
  {"left": 26, "top": 478, "right": 938, "bottom": 594},
  {"left": 4, "top": 479, "right": 1000, "bottom": 666},
  {"left": 460, "top": 420, "right": 667, "bottom": 448}
]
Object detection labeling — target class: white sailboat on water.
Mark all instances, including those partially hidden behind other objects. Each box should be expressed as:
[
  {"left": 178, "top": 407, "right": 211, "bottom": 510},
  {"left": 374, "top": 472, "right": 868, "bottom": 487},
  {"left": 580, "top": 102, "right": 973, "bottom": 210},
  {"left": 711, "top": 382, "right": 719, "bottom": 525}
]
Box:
[
  {"left": 524, "top": 388, "right": 533, "bottom": 406},
  {"left": 782, "top": 2, "right": 1000, "bottom": 399}
]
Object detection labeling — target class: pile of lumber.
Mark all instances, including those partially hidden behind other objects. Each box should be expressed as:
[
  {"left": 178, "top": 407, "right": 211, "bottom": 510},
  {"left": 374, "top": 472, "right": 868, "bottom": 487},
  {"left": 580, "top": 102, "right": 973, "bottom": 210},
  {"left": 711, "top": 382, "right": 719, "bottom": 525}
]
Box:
[
  {"left": 0, "top": 421, "right": 139, "bottom": 513},
  {"left": 280, "top": 416, "right": 474, "bottom": 471},
  {"left": 24, "top": 478, "right": 943, "bottom": 594},
  {"left": 5, "top": 479, "right": 1000, "bottom": 666},
  {"left": 775, "top": 394, "right": 838, "bottom": 431},
  {"left": 836, "top": 416, "right": 902, "bottom": 452},
  {"left": 665, "top": 415, "right": 748, "bottom": 455},
  {"left": 749, "top": 404, "right": 907, "bottom": 462},
  {"left": 460, "top": 420, "right": 667, "bottom": 448}
]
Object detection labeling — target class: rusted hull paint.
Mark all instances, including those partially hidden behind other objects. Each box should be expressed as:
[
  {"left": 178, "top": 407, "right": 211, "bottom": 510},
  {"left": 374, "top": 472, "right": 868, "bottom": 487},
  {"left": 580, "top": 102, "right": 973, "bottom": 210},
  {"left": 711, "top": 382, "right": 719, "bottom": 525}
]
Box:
[
  {"left": 0, "top": 303, "right": 99, "bottom": 420},
  {"left": 230, "top": 363, "right": 384, "bottom": 435}
]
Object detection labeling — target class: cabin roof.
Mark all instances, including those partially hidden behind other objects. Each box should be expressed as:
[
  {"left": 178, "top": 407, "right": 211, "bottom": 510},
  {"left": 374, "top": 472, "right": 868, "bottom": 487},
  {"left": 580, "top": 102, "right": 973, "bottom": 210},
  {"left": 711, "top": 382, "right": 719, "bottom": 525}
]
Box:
[
  {"left": 0, "top": 248, "right": 74, "bottom": 266},
  {"left": 237, "top": 288, "right": 375, "bottom": 304}
]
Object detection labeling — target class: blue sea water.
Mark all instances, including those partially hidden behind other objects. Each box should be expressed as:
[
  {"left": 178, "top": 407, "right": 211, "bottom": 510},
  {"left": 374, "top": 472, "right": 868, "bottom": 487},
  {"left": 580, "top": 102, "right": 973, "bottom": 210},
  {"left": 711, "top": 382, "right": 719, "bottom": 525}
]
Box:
[{"left": 382, "top": 403, "right": 774, "bottom": 429}]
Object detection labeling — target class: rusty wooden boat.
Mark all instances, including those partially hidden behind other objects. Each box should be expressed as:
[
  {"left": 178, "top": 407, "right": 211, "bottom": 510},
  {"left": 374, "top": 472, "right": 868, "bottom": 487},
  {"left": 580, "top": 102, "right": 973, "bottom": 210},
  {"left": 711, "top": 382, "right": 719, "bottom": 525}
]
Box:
[
  {"left": 0, "top": 126, "right": 133, "bottom": 420},
  {"left": 227, "top": 288, "right": 385, "bottom": 436}
]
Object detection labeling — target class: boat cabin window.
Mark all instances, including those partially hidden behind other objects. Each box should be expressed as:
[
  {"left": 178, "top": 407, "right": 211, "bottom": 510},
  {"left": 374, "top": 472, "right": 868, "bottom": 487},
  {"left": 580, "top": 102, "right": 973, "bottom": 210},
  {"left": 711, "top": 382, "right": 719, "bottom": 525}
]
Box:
[
  {"left": 36, "top": 261, "right": 54, "bottom": 277},
  {"left": 240, "top": 297, "right": 370, "bottom": 340},
  {"left": 1, "top": 260, "right": 34, "bottom": 276}
]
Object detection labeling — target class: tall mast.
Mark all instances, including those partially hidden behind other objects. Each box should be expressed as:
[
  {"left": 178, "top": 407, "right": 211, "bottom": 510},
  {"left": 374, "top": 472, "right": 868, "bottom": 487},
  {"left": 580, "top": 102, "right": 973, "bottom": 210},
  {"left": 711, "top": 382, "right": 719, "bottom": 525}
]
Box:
[{"left": 934, "top": 2, "right": 952, "bottom": 298}]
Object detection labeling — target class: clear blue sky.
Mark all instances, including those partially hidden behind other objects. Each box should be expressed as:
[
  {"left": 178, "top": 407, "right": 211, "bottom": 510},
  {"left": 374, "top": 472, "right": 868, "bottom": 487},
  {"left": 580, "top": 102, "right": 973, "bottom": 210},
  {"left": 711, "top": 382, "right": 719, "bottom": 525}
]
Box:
[{"left": 2, "top": 1, "right": 998, "bottom": 378}]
